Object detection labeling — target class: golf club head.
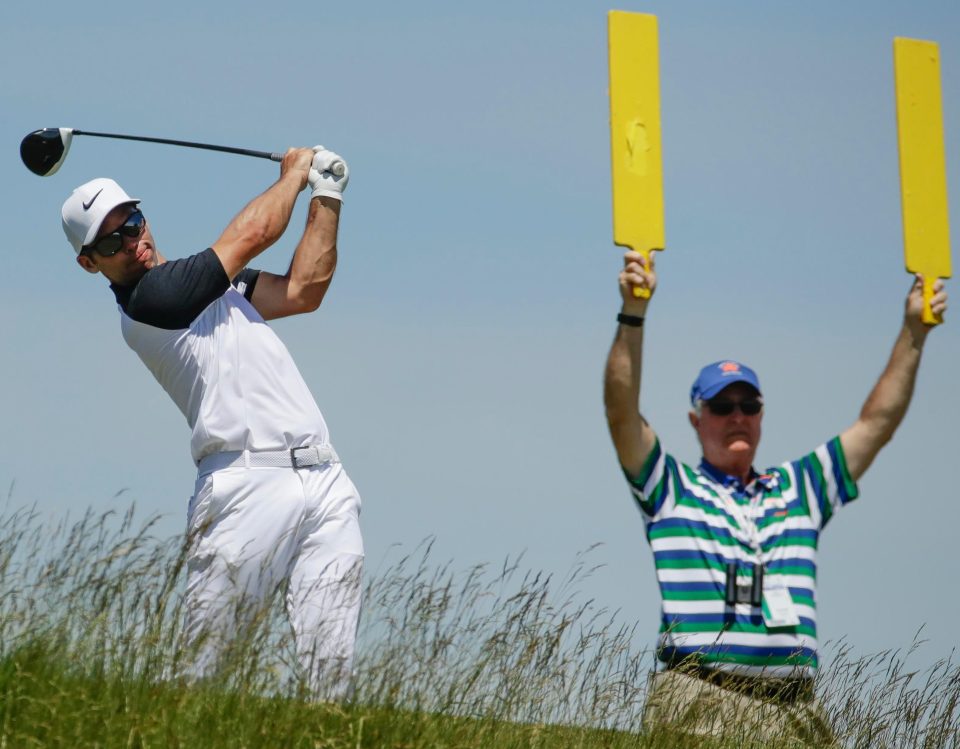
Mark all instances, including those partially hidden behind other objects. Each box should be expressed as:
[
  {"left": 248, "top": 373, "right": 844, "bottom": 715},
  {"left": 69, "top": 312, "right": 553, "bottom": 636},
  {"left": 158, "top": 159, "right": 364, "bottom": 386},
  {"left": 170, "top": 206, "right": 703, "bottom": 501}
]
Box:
[{"left": 20, "top": 128, "right": 74, "bottom": 176}]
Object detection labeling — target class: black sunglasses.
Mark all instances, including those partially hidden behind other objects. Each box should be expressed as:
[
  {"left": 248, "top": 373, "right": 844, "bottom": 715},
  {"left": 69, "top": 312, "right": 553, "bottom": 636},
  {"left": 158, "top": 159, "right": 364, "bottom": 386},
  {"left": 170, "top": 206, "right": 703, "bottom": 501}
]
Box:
[
  {"left": 705, "top": 398, "right": 763, "bottom": 417},
  {"left": 83, "top": 210, "right": 146, "bottom": 257}
]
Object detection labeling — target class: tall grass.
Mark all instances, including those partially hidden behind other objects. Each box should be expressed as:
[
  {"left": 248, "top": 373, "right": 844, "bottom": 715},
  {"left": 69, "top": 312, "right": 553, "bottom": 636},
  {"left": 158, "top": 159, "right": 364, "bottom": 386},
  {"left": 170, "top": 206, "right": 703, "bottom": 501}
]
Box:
[
  {"left": 817, "top": 636, "right": 960, "bottom": 748},
  {"left": 0, "top": 501, "right": 957, "bottom": 748}
]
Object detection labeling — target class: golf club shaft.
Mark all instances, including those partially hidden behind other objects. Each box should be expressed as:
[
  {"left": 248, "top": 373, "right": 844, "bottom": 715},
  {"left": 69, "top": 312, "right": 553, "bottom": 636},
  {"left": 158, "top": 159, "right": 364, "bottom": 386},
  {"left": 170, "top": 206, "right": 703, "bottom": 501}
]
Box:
[{"left": 72, "top": 130, "right": 282, "bottom": 163}]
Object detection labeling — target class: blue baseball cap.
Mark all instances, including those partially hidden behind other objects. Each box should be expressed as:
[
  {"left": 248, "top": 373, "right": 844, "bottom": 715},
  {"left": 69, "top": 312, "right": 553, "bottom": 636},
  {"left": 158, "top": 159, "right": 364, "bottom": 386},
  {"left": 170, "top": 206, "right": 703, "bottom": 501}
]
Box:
[{"left": 690, "top": 360, "right": 762, "bottom": 405}]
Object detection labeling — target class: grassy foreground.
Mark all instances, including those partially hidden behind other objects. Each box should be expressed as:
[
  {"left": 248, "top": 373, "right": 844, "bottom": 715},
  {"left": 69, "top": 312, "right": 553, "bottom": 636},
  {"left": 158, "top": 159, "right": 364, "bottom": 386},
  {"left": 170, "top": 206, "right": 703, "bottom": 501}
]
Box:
[{"left": 0, "top": 503, "right": 958, "bottom": 748}]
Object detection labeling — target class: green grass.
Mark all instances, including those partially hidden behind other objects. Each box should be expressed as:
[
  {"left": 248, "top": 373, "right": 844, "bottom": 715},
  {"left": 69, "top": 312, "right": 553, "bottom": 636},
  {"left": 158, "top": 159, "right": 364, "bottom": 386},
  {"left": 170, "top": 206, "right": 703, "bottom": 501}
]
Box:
[{"left": 0, "top": 503, "right": 957, "bottom": 748}]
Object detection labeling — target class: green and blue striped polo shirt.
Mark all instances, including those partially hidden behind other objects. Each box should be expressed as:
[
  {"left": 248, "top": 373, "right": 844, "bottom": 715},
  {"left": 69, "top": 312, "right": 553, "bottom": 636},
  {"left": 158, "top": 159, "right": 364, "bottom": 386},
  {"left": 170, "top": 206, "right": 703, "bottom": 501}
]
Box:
[{"left": 627, "top": 436, "right": 858, "bottom": 678}]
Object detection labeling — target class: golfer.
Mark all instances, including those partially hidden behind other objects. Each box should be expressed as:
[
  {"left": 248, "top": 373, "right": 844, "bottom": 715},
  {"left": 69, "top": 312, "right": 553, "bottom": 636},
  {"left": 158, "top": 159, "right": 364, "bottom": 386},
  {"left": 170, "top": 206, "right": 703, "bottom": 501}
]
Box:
[
  {"left": 603, "top": 250, "right": 947, "bottom": 742},
  {"left": 60, "top": 147, "right": 363, "bottom": 699}
]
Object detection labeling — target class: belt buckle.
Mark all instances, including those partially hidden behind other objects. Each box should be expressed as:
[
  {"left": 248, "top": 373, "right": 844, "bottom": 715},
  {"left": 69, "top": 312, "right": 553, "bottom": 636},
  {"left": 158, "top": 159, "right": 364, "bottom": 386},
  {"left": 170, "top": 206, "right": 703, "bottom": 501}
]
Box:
[{"left": 290, "top": 446, "right": 315, "bottom": 469}]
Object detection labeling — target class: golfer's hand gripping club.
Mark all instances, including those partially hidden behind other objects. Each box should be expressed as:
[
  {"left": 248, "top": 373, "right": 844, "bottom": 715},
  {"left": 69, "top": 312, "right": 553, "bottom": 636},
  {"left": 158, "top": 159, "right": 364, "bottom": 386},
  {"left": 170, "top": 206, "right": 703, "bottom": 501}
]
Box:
[{"left": 308, "top": 146, "right": 349, "bottom": 202}]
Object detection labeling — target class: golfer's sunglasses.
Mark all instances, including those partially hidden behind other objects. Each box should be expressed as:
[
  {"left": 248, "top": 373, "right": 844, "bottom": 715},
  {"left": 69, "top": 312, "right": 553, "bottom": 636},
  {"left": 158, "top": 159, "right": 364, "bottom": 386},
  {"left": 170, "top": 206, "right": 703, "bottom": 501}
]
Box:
[
  {"left": 705, "top": 398, "right": 763, "bottom": 417},
  {"left": 83, "top": 210, "right": 146, "bottom": 257}
]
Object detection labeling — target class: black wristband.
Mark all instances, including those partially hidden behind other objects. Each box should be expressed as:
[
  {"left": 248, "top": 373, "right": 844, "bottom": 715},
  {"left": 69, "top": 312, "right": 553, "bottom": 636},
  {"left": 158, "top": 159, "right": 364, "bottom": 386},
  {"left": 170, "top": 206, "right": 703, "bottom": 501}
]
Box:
[{"left": 617, "top": 313, "right": 644, "bottom": 327}]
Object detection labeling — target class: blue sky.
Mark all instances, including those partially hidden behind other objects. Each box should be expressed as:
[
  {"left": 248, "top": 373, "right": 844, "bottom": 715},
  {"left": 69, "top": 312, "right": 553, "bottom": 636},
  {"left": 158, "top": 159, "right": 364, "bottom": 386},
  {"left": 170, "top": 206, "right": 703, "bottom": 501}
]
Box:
[{"left": 1, "top": 0, "right": 958, "bottom": 671}]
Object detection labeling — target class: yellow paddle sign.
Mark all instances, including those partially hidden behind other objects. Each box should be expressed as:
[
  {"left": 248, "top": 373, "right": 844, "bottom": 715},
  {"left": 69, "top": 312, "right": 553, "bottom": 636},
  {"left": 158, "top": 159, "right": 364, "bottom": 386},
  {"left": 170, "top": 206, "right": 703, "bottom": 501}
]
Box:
[
  {"left": 608, "top": 11, "right": 664, "bottom": 298},
  {"left": 894, "top": 37, "right": 952, "bottom": 325}
]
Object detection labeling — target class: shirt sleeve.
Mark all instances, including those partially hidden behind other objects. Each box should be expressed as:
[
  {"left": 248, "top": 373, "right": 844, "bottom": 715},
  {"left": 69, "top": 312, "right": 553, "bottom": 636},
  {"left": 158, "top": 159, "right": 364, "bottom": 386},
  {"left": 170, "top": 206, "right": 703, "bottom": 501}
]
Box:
[
  {"left": 779, "top": 436, "right": 860, "bottom": 530},
  {"left": 115, "top": 249, "right": 261, "bottom": 329},
  {"left": 623, "top": 438, "right": 677, "bottom": 520},
  {"left": 232, "top": 267, "right": 261, "bottom": 302}
]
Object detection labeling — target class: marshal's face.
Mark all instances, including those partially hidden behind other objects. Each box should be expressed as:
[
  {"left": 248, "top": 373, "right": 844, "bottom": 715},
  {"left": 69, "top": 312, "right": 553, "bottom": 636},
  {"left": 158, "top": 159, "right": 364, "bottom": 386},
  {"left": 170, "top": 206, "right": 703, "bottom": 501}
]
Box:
[{"left": 691, "top": 382, "right": 764, "bottom": 471}]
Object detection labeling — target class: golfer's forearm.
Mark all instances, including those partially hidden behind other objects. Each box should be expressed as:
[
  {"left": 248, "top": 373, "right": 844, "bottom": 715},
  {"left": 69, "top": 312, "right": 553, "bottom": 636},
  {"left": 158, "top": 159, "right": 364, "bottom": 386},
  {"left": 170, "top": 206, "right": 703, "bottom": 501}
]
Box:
[
  {"left": 241, "top": 173, "right": 304, "bottom": 247},
  {"left": 216, "top": 172, "right": 303, "bottom": 265},
  {"left": 285, "top": 198, "right": 341, "bottom": 310}
]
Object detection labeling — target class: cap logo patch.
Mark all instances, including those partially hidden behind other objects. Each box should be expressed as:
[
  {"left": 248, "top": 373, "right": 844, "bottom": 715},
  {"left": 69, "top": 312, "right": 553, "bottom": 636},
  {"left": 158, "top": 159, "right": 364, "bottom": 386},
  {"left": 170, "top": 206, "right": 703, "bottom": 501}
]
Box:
[
  {"left": 720, "top": 361, "right": 740, "bottom": 374},
  {"left": 82, "top": 188, "right": 103, "bottom": 211}
]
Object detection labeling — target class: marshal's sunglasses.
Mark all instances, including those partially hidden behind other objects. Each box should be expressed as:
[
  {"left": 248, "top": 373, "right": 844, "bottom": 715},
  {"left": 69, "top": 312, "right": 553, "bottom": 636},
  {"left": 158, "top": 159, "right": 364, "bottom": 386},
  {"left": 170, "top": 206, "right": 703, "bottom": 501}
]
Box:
[
  {"left": 704, "top": 397, "right": 763, "bottom": 417},
  {"left": 83, "top": 210, "right": 146, "bottom": 257}
]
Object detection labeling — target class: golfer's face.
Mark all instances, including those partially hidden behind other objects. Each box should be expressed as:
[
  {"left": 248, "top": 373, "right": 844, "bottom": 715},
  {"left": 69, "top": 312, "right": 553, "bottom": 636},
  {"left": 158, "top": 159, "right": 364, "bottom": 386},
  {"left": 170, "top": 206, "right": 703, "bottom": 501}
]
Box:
[{"left": 85, "top": 204, "right": 158, "bottom": 284}]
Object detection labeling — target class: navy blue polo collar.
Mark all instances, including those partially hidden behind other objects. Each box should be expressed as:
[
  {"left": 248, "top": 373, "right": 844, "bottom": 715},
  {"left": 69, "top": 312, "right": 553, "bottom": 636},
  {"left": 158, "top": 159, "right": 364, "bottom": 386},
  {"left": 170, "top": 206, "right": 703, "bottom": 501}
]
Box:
[{"left": 698, "top": 458, "right": 775, "bottom": 493}]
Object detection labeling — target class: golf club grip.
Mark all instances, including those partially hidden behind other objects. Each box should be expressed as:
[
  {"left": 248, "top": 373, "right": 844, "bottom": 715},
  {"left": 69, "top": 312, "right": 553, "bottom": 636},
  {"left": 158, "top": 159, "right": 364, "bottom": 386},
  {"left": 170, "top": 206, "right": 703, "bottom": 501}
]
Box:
[{"left": 273, "top": 151, "right": 346, "bottom": 177}]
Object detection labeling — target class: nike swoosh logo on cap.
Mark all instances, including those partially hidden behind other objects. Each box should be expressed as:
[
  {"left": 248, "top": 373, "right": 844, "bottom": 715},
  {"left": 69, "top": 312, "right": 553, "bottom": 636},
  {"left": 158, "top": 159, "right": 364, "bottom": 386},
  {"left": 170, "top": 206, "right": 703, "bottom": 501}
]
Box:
[{"left": 82, "top": 189, "right": 104, "bottom": 211}]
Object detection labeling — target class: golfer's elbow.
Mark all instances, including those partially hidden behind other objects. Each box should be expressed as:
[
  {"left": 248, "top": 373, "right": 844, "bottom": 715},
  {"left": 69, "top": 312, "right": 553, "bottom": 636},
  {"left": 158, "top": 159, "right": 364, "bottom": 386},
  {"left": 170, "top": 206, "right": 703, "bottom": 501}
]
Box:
[{"left": 288, "top": 280, "right": 332, "bottom": 314}]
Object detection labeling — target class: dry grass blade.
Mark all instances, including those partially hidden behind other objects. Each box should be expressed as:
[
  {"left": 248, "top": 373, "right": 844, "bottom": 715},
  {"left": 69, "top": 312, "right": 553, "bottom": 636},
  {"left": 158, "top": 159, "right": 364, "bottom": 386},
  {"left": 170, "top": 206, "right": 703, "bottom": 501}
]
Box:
[{"left": 0, "top": 501, "right": 957, "bottom": 748}]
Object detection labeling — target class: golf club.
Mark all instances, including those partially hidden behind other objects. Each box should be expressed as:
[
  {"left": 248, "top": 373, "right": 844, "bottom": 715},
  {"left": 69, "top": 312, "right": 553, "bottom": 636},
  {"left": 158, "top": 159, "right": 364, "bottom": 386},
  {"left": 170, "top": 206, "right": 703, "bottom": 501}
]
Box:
[{"left": 20, "top": 128, "right": 345, "bottom": 177}]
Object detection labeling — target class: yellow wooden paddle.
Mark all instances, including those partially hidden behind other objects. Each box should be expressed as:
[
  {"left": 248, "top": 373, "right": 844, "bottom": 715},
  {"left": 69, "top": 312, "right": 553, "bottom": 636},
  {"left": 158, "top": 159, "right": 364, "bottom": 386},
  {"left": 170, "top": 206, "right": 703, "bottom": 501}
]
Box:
[
  {"left": 608, "top": 11, "right": 665, "bottom": 298},
  {"left": 894, "top": 37, "right": 952, "bottom": 325}
]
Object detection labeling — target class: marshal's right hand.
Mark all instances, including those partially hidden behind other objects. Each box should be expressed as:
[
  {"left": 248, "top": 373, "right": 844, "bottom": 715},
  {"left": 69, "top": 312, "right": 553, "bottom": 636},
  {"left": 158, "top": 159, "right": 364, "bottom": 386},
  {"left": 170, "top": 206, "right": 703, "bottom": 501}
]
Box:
[{"left": 619, "top": 250, "right": 656, "bottom": 314}]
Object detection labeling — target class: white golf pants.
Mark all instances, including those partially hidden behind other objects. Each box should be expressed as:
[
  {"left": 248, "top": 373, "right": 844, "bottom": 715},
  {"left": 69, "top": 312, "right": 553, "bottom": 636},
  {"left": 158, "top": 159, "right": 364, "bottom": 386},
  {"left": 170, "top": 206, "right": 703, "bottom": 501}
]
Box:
[{"left": 183, "top": 459, "right": 363, "bottom": 699}]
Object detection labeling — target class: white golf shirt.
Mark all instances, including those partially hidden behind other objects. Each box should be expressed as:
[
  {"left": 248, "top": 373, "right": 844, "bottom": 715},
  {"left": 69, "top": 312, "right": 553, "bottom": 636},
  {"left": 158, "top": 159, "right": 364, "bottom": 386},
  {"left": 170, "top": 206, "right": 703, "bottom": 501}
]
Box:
[{"left": 111, "top": 248, "right": 329, "bottom": 464}]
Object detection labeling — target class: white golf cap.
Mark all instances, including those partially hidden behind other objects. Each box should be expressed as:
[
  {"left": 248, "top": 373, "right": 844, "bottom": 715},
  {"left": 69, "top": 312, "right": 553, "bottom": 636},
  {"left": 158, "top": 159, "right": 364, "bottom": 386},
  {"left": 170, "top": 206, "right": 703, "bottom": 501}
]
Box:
[{"left": 61, "top": 178, "right": 140, "bottom": 254}]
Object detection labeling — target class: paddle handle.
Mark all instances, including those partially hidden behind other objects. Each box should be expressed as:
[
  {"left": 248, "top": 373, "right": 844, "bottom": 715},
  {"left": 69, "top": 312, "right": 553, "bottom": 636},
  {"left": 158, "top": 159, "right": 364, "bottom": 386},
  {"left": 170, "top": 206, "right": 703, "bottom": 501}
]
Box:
[
  {"left": 922, "top": 276, "right": 943, "bottom": 326},
  {"left": 631, "top": 248, "right": 653, "bottom": 299}
]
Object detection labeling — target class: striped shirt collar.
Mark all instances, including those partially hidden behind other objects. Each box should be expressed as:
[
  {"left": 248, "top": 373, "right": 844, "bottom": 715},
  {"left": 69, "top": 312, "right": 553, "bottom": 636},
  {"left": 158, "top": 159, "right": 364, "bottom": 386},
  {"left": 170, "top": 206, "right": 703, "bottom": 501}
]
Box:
[{"left": 698, "top": 458, "right": 777, "bottom": 493}]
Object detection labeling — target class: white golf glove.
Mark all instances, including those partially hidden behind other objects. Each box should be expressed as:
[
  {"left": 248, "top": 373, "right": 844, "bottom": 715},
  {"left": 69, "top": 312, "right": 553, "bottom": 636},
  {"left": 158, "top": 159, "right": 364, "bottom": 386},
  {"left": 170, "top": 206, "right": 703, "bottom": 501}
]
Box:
[{"left": 308, "top": 146, "right": 349, "bottom": 201}]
